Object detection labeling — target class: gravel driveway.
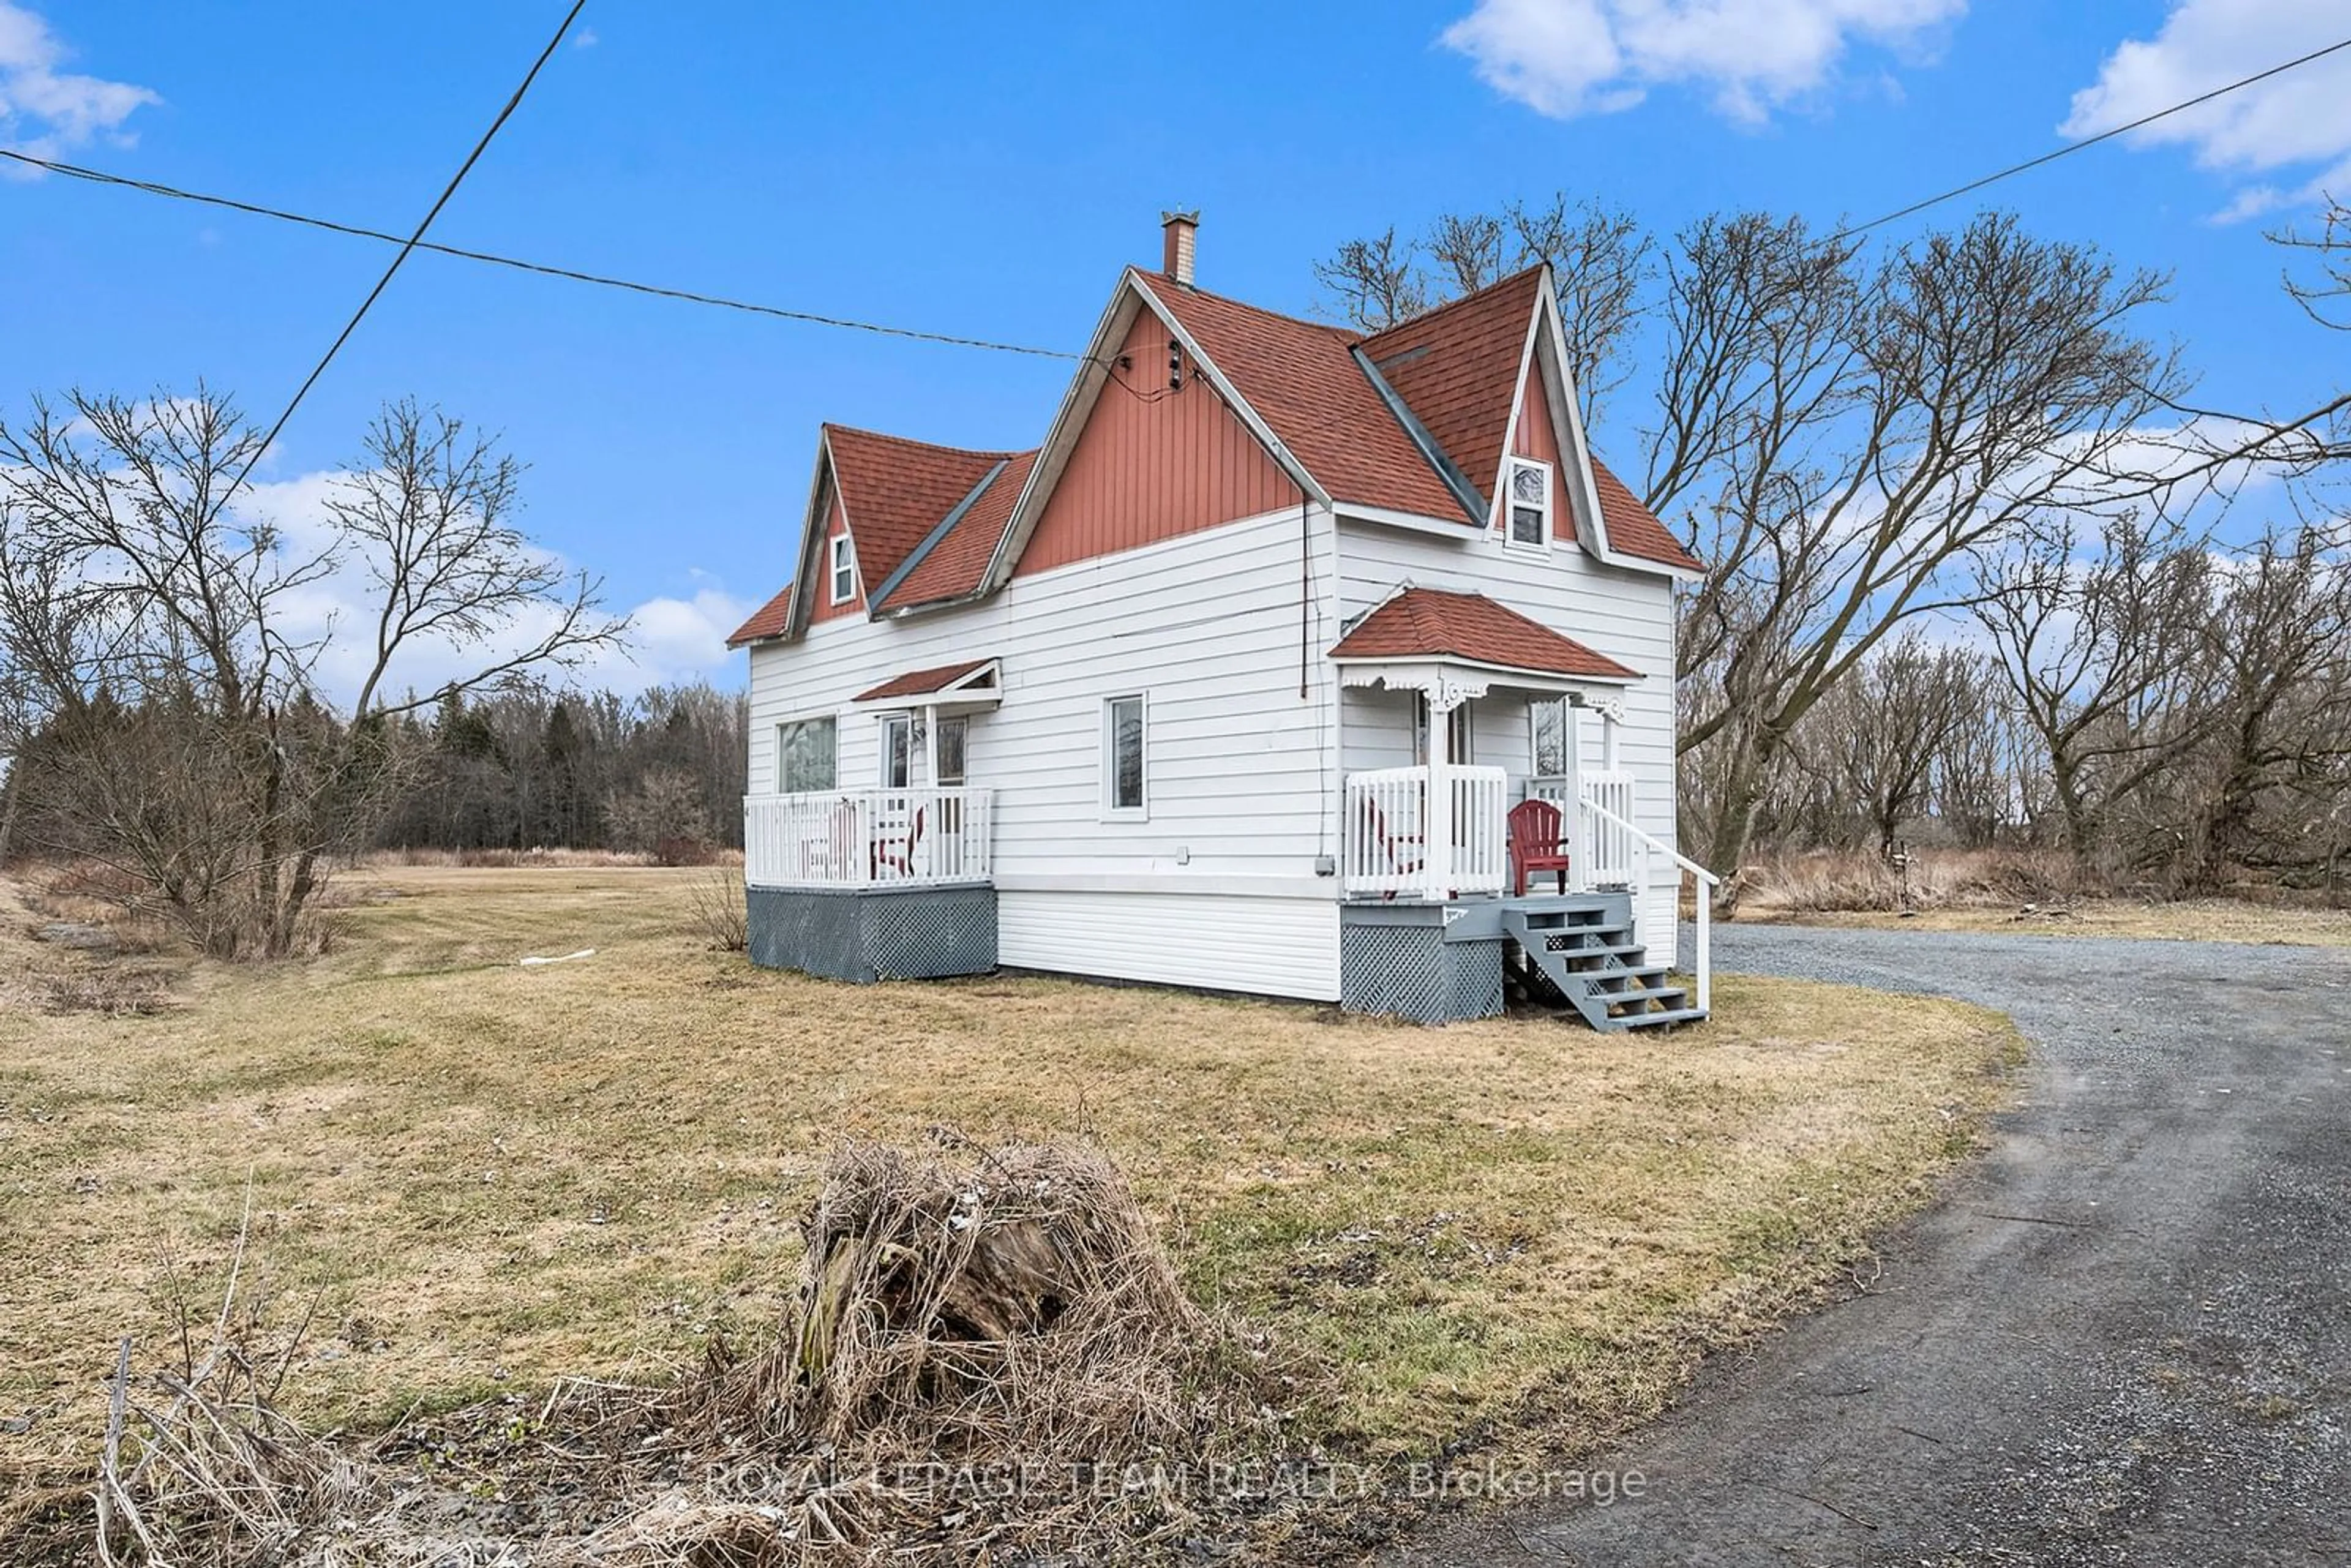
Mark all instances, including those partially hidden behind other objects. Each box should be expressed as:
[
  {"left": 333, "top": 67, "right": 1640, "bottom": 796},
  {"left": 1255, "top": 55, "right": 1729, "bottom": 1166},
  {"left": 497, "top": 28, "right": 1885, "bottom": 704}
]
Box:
[{"left": 1392, "top": 923, "right": 2351, "bottom": 1567}]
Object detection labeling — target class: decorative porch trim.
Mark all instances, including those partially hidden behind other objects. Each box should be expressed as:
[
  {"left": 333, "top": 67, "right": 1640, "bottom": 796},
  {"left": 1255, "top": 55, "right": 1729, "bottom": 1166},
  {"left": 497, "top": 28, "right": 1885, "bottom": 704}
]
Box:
[{"left": 1335, "top": 655, "right": 1635, "bottom": 703}]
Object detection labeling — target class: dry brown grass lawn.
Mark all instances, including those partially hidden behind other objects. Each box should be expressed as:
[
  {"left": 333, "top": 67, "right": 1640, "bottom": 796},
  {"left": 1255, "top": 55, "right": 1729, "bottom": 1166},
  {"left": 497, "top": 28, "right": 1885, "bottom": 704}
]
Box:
[{"left": 0, "top": 865, "right": 2019, "bottom": 1487}]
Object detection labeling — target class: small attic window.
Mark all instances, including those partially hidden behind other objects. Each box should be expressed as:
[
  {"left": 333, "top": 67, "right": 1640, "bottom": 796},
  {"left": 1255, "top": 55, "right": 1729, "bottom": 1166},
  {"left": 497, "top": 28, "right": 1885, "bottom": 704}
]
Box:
[
  {"left": 1507, "top": 460, "right": 1551, "bottom": 549},
  {"left": 829, "top": 533, "right": 857, "bottom": 604}
]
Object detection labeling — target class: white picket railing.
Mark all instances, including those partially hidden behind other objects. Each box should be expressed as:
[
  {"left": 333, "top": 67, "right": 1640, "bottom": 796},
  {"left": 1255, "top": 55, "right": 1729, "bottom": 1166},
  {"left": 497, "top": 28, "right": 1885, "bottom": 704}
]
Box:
[
  {"left": 1341, "top": 764, "right": 1510, "bottom": 900},
  {"left": 1529, "top": 771, "right": 1639, "bottom": 890},
  {"left": 744, "top": 789, "right": 994, "bottom": 888}
]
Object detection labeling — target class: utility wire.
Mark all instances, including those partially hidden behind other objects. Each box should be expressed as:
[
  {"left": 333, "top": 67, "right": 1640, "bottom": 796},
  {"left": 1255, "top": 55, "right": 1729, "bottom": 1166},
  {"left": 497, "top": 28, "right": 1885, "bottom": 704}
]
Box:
[
  {"left": 222, "top": 0, "right": 591, "bottom": 501},
  {"left": 0, "top": 145, "right": 1082, "bottom": 362},
  {"left": 2, "top": 29, "right": 2346, "bottom": 364},
  {"left": 1829, "top": 33, "right": 2351, "bottom": 243}
]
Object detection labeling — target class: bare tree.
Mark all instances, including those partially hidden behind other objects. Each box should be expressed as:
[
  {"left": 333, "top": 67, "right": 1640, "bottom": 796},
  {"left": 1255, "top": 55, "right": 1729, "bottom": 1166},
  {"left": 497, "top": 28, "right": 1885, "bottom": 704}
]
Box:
[
  {"left": 0, "top": 389, "right": 626, "bottom": 955},
  {"left": 2181, "top": 521, "right": 2351, "bottom": 888},
  {"left": 2103, "top": 200, "right": 2351, "bottom": 502},
  {"left": 1668, "top": 216, "right": 2178, "bottom": 885},
  {"left": 1318, "top": 196, "right": 1652, "bottom": 425},
  {"left": 1927, "top": 653, "right": 2026, "bottom": 850},
  {"left": 1824, "top": 631, "right": 1984, "bottom": 858},
  {"left": 1310, "top": 228, "right": 1431, "bottom": 332},
  {"left": 604, "top": 764, "right": 715, "bottom": 862},
  {"left": 1973, "top": 515, "right": 2217, "bottom": 861}
]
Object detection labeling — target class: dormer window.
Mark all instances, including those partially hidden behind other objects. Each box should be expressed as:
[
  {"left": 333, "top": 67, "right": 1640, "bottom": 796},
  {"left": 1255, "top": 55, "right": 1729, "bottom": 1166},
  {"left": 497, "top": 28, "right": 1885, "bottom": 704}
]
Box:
[
  {"left": 1507, "top": 460, "right": 1551, "bottom": 550},
  {"left": 829, "top": 533, "right": 857, "bottom": 604}
]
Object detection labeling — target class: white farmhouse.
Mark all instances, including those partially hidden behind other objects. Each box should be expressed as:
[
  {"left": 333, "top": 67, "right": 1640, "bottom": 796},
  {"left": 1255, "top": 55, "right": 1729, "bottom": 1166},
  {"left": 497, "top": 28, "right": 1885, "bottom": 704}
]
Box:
[{"left": 732, "top": 216, "right": 1715, "bottom": 1027}]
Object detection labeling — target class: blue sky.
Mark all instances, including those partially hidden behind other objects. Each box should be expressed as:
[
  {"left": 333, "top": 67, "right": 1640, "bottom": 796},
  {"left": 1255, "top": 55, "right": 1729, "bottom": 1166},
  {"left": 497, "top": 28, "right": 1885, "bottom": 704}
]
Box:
[{"left": 4, "top": 1, "right": 2348, "bottom": 693}]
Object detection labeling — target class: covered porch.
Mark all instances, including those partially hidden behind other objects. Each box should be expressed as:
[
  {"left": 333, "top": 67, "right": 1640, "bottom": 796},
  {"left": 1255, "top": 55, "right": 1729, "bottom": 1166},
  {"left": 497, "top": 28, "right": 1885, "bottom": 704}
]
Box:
[
  {"left": 1327, "top": 590, "right": 1717, "bottom": 1027},
  {"left": 740, "top": 656, "right": 1004, "bottom": 983},
  {"left": 1334, "top": 662, "right": 1646, "bottom": 904}
]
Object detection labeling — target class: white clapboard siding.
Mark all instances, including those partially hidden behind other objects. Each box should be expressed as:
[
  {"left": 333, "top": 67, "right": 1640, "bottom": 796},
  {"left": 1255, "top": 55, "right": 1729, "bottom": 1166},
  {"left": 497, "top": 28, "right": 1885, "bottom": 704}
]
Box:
[
  {"left": 1333, "top": 519, "right": 1683, "bottom": 943},
  {"left": 749, "top": 505, "right": 1349, "bottom": 994},
  {"left": 998, "top": 891, "right": 1341, "bottom": 1000}
]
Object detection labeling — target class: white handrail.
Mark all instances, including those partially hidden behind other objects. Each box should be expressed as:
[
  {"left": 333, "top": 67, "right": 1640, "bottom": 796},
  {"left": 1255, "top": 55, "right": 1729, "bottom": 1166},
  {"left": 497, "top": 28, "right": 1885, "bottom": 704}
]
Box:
[{"left": 1578, "top": 795, "right": 1720, "bottom": 1016}]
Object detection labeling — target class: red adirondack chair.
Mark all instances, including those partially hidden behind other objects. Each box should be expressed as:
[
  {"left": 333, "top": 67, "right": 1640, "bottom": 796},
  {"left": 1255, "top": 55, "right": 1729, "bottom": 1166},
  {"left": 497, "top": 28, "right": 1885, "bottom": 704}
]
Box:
[
  {"left": 1508, "top": 798, "right": 1571, "bottom": 896},
  {"left": 1357, "top": 795, "right": 1425, "bottom": 895},
  {"left": 870, "top": 804, "right": 927, "bottom": 880}
]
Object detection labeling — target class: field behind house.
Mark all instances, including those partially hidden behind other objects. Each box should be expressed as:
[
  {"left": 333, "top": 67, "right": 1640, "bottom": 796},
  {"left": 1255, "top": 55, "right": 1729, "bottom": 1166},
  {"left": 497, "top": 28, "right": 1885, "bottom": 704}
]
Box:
[
  {"left": 1739, "top": 846, "right": 2351, "bottom": 946},
  {"left": 0, "top": 865, "right": 2018, "bottom": 1496}
]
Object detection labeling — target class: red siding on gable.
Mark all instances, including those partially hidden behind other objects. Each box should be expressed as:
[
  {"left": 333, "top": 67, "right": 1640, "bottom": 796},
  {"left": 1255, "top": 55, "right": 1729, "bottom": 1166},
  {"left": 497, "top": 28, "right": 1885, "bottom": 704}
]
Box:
[
  {"left": 1496, "top": 348, "right": 1565, "bottom": 535},
  {"left": 811, "top": 492, "right": 862, "bottom": 623},
  {"left": 1014, "top": 309, "right": 1302, "bottom": 578},
  {"left": 1510, "top": 354, "right": 1562, "bottom": 466}
]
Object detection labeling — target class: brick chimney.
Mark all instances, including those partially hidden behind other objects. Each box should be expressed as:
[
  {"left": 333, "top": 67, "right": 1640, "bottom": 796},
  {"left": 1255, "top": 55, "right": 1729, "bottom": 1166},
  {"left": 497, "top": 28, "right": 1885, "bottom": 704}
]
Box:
[{"left": 1161, "top": 209, "right": 1199, "bottom": 288}]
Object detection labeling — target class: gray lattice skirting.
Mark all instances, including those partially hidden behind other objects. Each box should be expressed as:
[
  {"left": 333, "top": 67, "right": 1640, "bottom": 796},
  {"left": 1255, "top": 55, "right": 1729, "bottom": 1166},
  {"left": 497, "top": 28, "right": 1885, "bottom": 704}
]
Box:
[
  {"left": 746, "top": 883, "right": 996, "bottom": 983},
  {"left": 1340, "top": 902, "right": 1504, "bottom": 1025}
]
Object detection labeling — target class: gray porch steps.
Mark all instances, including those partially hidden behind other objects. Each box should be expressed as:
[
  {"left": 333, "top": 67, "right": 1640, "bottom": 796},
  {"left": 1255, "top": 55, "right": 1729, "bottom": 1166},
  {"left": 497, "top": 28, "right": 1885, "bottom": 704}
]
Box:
[{"left": 1502, "top": 894, "right": 1706, "bottom": 1032}]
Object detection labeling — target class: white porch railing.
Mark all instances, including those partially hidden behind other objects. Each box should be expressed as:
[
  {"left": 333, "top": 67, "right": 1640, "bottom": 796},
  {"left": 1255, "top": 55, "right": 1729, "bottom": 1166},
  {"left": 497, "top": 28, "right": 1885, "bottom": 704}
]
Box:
[
  {"left": 1531, "top": 771, "right": 1638, "bottom": 889},
  {"left": 744, "top": 788, "right": 994, "bottom": 888},
  {"left": 1341, "top": 764, "right": 1510, "bottom": 901}
]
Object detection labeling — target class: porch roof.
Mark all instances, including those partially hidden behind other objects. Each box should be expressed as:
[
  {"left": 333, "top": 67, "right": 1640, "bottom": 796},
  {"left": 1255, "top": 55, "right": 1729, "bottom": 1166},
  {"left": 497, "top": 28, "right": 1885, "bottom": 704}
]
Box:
[
  {"left": 1329, "top": 588, "right": 1638, "bottom": 683},
  {"left": 851, "top": 656, "right": 1001, "bottom": 704}
]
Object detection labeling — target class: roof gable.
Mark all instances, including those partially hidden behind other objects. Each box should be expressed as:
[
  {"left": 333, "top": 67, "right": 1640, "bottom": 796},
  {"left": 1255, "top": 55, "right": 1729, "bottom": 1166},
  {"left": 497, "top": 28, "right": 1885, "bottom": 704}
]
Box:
[
  {"left": 735, "top": 255, "right": 1704, "bottom": 646},
  {"left": 883, "top": 449, "right": 1038, "bottom": 610},
  {"left": 1139, "top": 274, "right": 1474, "bottom": 526},
  {"left": 1362, "top": 267, "right": 1548, "bottom": 520},
  {"left": 826, "top": 425, "right": 1013, "bottom": 592}
]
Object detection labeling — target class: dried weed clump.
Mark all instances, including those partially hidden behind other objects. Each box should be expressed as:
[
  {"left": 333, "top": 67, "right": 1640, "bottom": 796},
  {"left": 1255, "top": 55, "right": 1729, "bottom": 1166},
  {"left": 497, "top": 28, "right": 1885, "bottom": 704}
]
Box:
[{"left": 39, "top": 1139, "right": 1296, "bottom": 1568}]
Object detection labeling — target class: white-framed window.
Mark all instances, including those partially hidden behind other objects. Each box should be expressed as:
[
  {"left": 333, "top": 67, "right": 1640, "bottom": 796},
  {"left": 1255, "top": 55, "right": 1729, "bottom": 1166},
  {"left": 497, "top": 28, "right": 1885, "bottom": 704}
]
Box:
[
  {"left": 936, "top": 715, "right": 969, "bottom": 786},
  {"left": 1413, "top": 695, "right": 1473, "bottom": 765},
  {"left": 1102, "top": 694, "right": 1147, "bottom": 818},
  {"left": 1531, "top": 697, "right": 1571, "bottom": 776},
  {"left": 1505, "top": 459, "right": 1551, "bottom": 550},
  {"left": 879, "top": 713, "right": 912, "bottom": 789},
  {"left": 828, "top": 532, "right": 857, "bottom": 604},
  {"left": 775, "top": 716, "right": 836, "bottom": 793}
]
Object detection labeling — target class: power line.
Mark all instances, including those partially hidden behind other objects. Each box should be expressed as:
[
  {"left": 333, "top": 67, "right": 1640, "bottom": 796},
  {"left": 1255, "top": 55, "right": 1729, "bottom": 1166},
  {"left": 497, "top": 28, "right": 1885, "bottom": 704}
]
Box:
[
  {"left": 0, "top": 145, "right": 1082, "bottom": 362},
  {"left": 1829, "top": 33, "right": 2351, "bottom": 243},
  {"left": 225, "top": 0, "right": 591, "bottom": 498},
  {"left": 4, "top": 28, "right": 2347, "bottom": 368}
]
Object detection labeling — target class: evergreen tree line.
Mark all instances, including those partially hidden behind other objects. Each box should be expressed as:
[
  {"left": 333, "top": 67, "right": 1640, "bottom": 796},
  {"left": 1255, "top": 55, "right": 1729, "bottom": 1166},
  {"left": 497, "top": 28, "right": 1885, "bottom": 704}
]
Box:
[{"left": 367, "top": 681, "right": 749, "bottom": 857}]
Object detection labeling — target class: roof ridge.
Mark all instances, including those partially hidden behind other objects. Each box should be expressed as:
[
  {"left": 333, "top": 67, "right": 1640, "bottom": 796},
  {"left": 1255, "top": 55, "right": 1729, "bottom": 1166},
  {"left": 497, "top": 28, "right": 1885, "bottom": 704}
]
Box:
[
  {"left": 1359, "top": 263, "right": 1548, "bottom": 347},
  {"left": 1125, "top": 265, "right": 1356, "bottom": 340},
  {"left": 824, "top": 421, "right": 1031, "bottom": 460}
]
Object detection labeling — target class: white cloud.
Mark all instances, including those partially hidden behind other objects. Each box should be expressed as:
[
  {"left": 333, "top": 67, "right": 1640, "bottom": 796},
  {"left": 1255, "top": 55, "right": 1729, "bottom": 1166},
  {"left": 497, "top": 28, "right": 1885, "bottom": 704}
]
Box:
[
  {"left": 571, "top": 26, "right": 599, "bottom": 49},
  {"left": 238, "top": 470, "right": 749, "bottom": 707},
  {"left": 0, "top": 2, "right": 159, "bottom": 174},
  {"left": 1441, "top": 0, "right": 1967, "bottom": 125},
  {"left": 2063, "top": 1, "right": 2351, "bottom": 222}
]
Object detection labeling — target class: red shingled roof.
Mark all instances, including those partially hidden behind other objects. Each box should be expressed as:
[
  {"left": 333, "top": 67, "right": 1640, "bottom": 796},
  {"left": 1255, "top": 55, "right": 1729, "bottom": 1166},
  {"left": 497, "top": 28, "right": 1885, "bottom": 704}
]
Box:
[
  {"left": 1329, "top": 588, "right": 1638, "bottom": 681},
  {"left": 826, "top": 426, "right": 1017, "bottom": 595},
  {"left": 883, "top": 449, "right": 1039, "bottom": 610},
  {"left": 727, "top": 266, "right": 1702, "bottom": 647},
  {"left": 1360, "top": 268, "right": 1547, "bottom": 508},
  {"left": 1142, "top": 275, "right": 1477, "bottom": 525},
  {"left": 1589, "top": 456, "right": 1704, "bottom": 573},
  {"left": 852, "top": 657, "right": 997, "bottom": 703},
  {"left": 725, "top": 582, "right": 794, "bottom": 648}
]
